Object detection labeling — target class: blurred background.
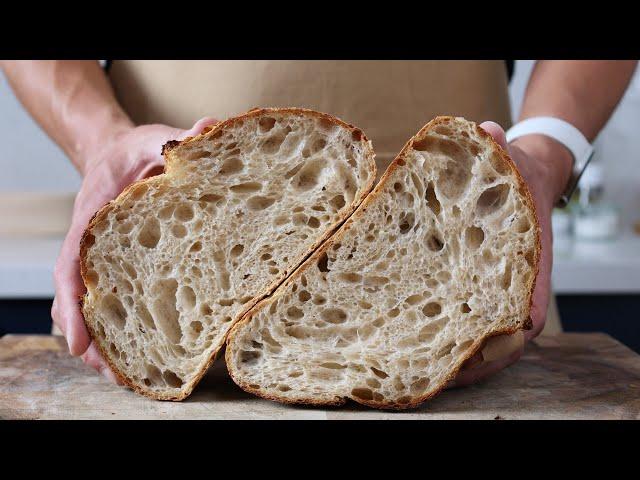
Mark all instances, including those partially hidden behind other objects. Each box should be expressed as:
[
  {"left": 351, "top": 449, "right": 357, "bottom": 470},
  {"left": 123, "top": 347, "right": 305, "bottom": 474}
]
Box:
[{"left": 1, "top": 60, "right": 639, "bottom": 351}]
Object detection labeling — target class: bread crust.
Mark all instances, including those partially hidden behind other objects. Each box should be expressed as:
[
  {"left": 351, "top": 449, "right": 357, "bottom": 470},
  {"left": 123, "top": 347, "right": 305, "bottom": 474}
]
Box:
[
  {"left": 79, "top": 107, "right": 377, "bottom": 401},
  {"left": 225, "top": 116, "right": 541, "bottom": 410}
]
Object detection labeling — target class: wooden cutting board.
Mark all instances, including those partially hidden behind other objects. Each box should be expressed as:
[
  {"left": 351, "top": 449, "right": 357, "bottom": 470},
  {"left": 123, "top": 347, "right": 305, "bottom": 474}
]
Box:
[{"left": 1, "top": 333, "right": 639, "bottom": 419}]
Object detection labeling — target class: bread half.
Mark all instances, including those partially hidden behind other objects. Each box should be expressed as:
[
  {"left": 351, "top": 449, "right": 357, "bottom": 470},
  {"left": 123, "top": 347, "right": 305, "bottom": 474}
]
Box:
[
  {"left": 225, "top": 116, "right": 540, "bottom": 409},
  {"left": 80, "top": 108, "right": 376, "bottom": 400}
]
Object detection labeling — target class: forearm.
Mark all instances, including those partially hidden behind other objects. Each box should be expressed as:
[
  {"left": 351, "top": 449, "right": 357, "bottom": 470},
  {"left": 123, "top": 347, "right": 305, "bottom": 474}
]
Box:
[
  {"left": 513, "top": 60, "right": 637, "bottom": 203},
  {"left": 0, "top": 60, "right": 133, "bottom": 175}
]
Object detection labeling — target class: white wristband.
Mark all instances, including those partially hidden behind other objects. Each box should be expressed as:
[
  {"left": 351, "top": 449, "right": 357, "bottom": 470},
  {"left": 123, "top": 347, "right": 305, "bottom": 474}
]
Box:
[{"left": 506, "top": 116, "right": 595, "bottom": 207}]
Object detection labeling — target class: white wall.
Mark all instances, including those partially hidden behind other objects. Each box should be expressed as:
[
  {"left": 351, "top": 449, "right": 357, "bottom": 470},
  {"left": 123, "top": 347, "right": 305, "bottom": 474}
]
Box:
[{"left": 509, "top": 60, "right": 640, "bottom": 229}]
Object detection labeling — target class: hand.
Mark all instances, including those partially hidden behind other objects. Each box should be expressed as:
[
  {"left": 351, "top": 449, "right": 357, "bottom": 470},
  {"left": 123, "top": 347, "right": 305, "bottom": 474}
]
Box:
[
  {"left": 51, "top": 117, "right": 219, "bottom": 383},
  {"left": 449, "top": 121, "right": 572, "bottom": 387}
]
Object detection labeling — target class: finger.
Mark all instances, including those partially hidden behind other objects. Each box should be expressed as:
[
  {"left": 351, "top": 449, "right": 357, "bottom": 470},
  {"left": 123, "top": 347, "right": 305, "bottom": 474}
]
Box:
[
  {"left": 449, "top": 347, "right": 523, "bottom": 388},
  {"left": 50, "top": 296, "right": 66, "bottom": 336},
  {"left": 481, "top": 331, "right": 524, "bottom": 363},
  {"left": 54, "top": 221, "right": 92, "bottom": 356},
  {"left": 181, "top": 116, "right": 220, "bottom": 139},
  {"left": 479, "top": 121, "right": 508, "bottom": 150},
  {"left": 81, "top": 342, "right": 122, "bottom": 385}
]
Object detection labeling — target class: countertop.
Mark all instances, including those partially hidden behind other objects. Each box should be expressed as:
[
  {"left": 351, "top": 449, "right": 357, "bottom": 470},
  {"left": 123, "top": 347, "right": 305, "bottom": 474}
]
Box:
[{"left": 2, "top": 333, "right": 639, "bottom": 419}]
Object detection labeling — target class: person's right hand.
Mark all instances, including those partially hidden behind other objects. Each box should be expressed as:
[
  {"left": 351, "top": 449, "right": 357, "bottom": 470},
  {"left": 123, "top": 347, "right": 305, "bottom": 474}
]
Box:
[{"left": 51, "top": 117, "right": 219, "bottom": 382}]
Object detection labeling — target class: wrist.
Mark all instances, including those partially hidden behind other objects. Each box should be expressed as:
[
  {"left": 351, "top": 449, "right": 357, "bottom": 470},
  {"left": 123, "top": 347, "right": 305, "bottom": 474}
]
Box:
[
  {"left": 71, "top": 110, "right": 135, "bottom": 176},
  {"left": 510, "top": 134, "right": 574, "bottom": 205}
]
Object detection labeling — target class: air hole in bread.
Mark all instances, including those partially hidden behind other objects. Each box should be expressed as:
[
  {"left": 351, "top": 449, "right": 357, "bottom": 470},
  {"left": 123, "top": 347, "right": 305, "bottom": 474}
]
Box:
[
  {"left": 219, "top": 157, "right": 243, "bottom": 175},
  {"left": 144, "top": 364, "right": 163, "bottom": 385},
  {"left": 191, "top": 320, "right": 203, "bottom": 334},
  {"left": 320, "top": 362, "right": 346, "bottom": 370},
  {"left": 410, "top": 378, "right": 430, "bottom": 395},
  {"left": 138, "top": 217, "right": 161, "bottom": 248},
  {"left": 297, "top": 290, "right": 311, "bottom": 303},
  {"left": 464, "top": 226, "right": 484, "bottom": 250},
  {"left": 102, "top": 294, "right": 127, "bottom": 330},
  {"left": 364, "top": 276, "right": 389, "bottom": 287},
  {"left": 307, "top": 216, "right": 320, "bottom": 228},
  {"left": 405, "top": 294, "right": 424, "bottom": 306},
  {"left": 437, "top": 342, "right": 456, "bottom": 358},
  {"left": 351, "top": 387, "right": 374, "bottom": 401},
  {"left": 525, "top": 250, "right": 535, "bottom": 267},
  {"left": 293, "top": 159, "right": 326, "bottom": 191},
  {"left": 339, "top": 273, "right": 362, "bottom": 283},
  {"left": 329, "top": 194, "right": 346, "bottom": 211},
  {"left": 230, "top": 244, "right": 244, "bottom": 257},
  {"left": 502, "top": 262, "right": 513, "bottom": 290},
  {"left": 317, "top": 253, "right": 330, "bottom": 273},
  {"left": 292, "top": 213, "right": 307, "bottom": 226},
  {"left": 489, "top": 152, "right": 509, "bottom": 175},
  {"left": 398, "top": 212, "right": 415, "bottom": 234},
  {"left": 136, "top": 303, "right": 156, "bottom": 331},
  {"left": 387, "top": 308, "right": 400, "bottom": 318},
  {"left": 162, "top": 370, "right": 184, "bottom": 388},
  {"left": 286, "top": 306, "right": 304, "bottom": 319},
  {"left": 117, "top": 222, "right": 134, "bottom": 235},
  {"left": 150, "top": 279, "right": 181, "bottom": 343},
  {"left": 285, "top": 326, "right": 308, "bottom": 339},
  {"left": 311, "top": 138, "right": 327, "bottom": 153},
  {"left": 422, "top": 302, "right": 442, "bottom": 317},
  {"left": 372, "top": 317, "right": 385, "bottom": 328},
  {"left": 426, "top": 234, "right": 444, "bottom": 252},
  {"left": 199, "top": 193, "right": 223, "bottom": 203},
  {"left": 312, "top": 295, "right": 326, "bottom": 305},
  {"left": 284, "top": 163, "right": 304, "bottom": 179},
  {"left": 174, "top": 204, "right": 194, "bottom": 222},
  {"left": 516, "top": 216, "right": 532, "bottom": 233},
  {"left": 418, "top": 317, "right": 448, "bottom": 343},
  {"left": 178, "top": 286, "right": 196, "bottom": 311},
  {"left": 230, "top": 182, "right": 262, "bottom": 194},
  {"left": 85, "top": 269, "right": 99, "bottom": 288},
  {"left": 366, "top": 378, "right": 381, "bottom": 389},
  {"left": 477, "top": 184, "right": 510, "bottom": 216},
  {"left": 425, "top": 182, "right": 441, "bottom": 216},
  {"left": 115, "top": 211, "right": 129, "bottom": 222},
  {"left": 240, "top": 350, "right": 261, "bottom": 365},
  {"left": 461, "top": 303, "right": 472, "bottom": 313},
  {"left": 247, "top": 195, "right": 276, "bottom": 211},
  {"left": 262, "top": 129, "right": 290, "bottom": 154},
  {"left": 321, "top": 308, "right": 347, "bottom": 324},
  {"left": 370, "top": 367, "right": 389, "bottom": 379},
  {"left": 258, "top": 116, "right": 276, "bottom": 133}
]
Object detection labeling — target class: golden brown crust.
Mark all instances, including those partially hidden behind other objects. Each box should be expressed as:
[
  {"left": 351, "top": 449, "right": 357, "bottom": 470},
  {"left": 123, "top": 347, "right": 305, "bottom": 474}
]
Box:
[
  {"left": 226, "top": 116, "right": 541, "bottom": 410},
  {"left": 78, "top": 107, "right": 376, "bottom": 401}
]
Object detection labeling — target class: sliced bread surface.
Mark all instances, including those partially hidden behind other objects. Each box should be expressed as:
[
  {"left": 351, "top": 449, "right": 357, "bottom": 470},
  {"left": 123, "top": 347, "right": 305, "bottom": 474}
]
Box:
[
  {"left": 225, "top": 116, "right": 540, "bottom": 409},
  {"left": 80, "top": 108, "right": 376, "bottom": 400}
]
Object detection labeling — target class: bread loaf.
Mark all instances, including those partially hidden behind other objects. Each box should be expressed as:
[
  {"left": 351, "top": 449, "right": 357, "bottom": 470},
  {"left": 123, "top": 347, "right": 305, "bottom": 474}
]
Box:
[
  {"left": 80, "top": 108, "right": 376, "bottom": 400},
  {"left": 225, "top": 116, "right": 540, "bottom": 409}
]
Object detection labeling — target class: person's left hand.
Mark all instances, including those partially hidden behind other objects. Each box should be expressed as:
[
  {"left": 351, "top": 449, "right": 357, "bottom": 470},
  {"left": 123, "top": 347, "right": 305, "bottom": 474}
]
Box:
[{"left": 448, "top": 120, "right": 571, "bottom": 388}]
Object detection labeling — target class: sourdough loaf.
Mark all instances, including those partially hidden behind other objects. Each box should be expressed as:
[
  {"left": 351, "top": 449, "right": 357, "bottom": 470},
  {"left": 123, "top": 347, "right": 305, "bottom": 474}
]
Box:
[
  {"left": 225, "top": 116, "right": 540, "bottom": 409},
  {"left": 80, "top": 108, "right": 376, "bottom": 400}
]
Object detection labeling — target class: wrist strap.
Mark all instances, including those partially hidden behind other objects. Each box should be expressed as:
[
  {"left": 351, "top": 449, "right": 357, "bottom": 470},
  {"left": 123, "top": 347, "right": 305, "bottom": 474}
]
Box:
[{"left": 506, "top": 116, "right": 595, "bottom": 207}]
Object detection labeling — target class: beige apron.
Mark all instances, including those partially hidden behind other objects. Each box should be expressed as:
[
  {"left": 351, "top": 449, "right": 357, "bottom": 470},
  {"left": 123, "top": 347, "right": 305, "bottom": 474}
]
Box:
[{"left": 104, "top": 60, "right": 561, "bottom": 339}]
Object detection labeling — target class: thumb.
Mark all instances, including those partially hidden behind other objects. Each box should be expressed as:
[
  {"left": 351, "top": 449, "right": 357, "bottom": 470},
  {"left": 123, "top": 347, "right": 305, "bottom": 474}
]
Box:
[
  {"left": 479, "top": 121, "right": 508, "bottom": 150},
  {"left": 179, "top": 116, "right": 220, "bottom": 140}
]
